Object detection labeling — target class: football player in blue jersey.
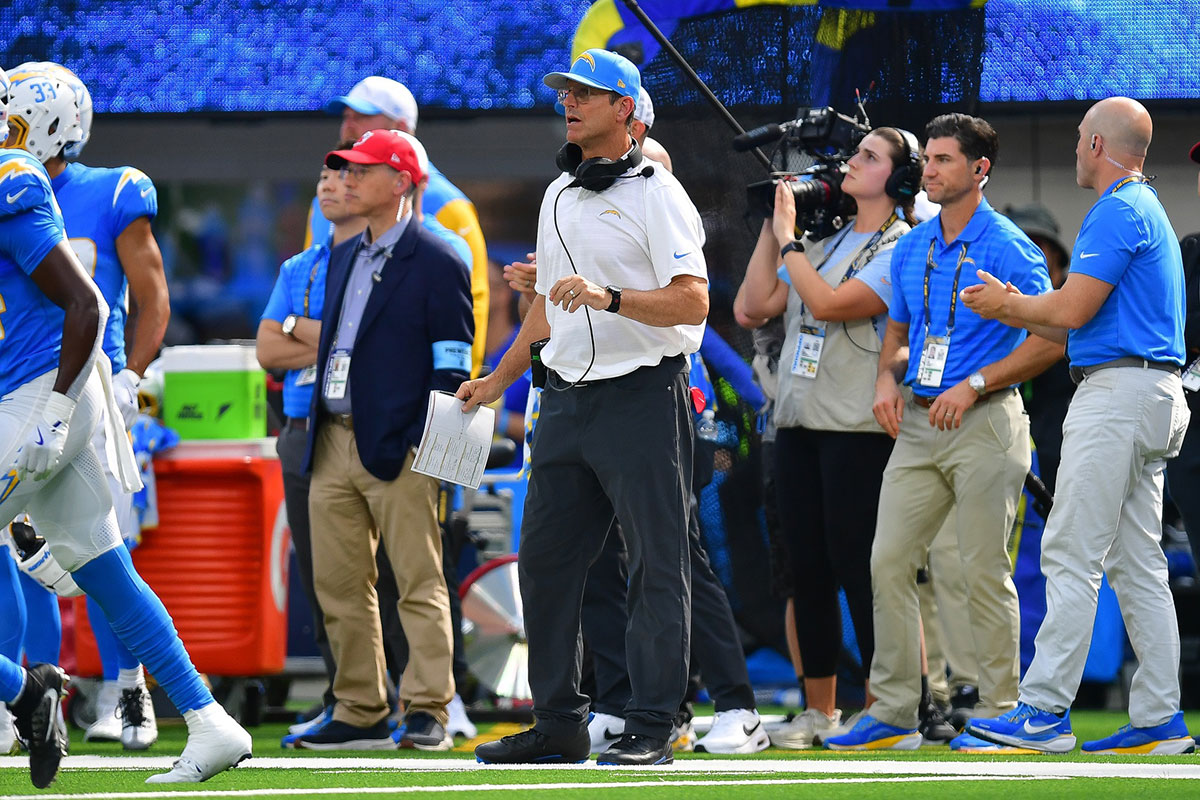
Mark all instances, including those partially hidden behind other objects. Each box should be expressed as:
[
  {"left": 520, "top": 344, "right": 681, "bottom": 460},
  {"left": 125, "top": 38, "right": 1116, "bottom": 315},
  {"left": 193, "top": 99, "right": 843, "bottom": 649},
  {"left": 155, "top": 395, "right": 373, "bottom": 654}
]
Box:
[
  {"left": 5, "top": 60, "right": 171, "bottom": 752},
  {"left": 1, "top": 67, "right": 251, "bottom": 783}
]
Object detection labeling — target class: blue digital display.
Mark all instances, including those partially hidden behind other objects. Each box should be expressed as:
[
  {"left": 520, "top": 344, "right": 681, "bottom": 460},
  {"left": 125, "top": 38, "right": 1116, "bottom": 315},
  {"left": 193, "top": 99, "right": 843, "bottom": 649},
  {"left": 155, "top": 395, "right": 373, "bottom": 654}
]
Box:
[{"left": 1, "top": 1, "right": 1196, "bottom": 112}]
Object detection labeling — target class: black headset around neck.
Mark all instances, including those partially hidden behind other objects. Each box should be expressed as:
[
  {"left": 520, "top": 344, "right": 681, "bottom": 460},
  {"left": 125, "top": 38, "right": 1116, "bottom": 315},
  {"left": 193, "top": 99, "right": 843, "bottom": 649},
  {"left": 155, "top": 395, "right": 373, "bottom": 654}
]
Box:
[{"left": 556, "top": 138, "right": 654, "bottom": 192}]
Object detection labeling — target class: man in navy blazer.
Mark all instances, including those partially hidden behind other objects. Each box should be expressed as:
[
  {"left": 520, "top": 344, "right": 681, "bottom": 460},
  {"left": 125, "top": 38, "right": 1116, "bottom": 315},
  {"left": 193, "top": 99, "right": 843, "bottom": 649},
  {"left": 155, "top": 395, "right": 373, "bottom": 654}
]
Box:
[{"left": 294, "top": 130, "right": 473, "bottom": 752}]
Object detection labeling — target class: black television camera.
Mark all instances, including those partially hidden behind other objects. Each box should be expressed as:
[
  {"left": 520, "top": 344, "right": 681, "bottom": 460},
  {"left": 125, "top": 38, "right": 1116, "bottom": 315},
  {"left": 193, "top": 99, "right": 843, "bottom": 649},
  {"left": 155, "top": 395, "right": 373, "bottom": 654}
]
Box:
[{"left": 738, "top": 106, "right": 871, "bottom": 239}]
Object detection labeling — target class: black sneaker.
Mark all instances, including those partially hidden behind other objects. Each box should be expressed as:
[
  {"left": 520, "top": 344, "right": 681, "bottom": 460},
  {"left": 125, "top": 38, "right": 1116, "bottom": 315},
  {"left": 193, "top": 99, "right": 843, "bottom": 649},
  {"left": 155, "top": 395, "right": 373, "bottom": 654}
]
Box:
[
  {"left": 399, "top": 711, "right": 452, "bottom": 751},
  {"left": 10, "top": 663, "right": 68, "bottom": 789},
  {"left": 597, "top": 733, "right": 673, "bottom": 765},
  {"left": 293, "top": 719, "right": 396, "bottom": 751},
  {"left": 950, "top": 685, "right": 980, "bottom": 709},
  {"left": 918, "top": 700, "right": 958, "bottom": 744},
  {"left": 475, "top": 727, "right": 589, "bottom": 764}
]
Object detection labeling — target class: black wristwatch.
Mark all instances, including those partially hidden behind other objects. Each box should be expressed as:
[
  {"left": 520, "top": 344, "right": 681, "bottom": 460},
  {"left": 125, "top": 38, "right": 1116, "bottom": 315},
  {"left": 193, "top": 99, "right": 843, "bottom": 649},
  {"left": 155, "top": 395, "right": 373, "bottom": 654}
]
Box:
[
  {"left": 780, "top": 240, "right": 802, "bottom": 260},
  {"left": 604, "top": 285, "right": 622, "bottom": 313}
]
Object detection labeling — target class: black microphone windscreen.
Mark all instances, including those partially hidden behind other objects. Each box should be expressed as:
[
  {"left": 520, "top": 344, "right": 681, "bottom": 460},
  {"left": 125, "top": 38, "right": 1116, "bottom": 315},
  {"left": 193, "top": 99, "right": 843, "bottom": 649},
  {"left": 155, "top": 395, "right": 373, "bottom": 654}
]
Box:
[
  {"left": 641, "top": 165, "right": 655, "bottom": 178},
  {"left": 732, "top": 123, "right": 784, "bottom": 152}
]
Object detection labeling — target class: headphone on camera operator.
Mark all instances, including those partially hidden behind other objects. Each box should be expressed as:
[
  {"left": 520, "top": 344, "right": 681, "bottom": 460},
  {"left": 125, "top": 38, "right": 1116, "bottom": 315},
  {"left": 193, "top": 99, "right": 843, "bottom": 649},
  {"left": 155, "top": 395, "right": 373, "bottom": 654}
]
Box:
[{"left": 883, "top": 127, "right": 923, "bottom": 202}]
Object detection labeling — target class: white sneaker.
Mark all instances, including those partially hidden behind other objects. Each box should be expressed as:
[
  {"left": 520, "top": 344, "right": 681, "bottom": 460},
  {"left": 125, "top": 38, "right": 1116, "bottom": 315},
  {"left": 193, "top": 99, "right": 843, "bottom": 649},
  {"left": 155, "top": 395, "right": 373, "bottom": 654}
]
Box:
[
  {"left": 670, "top": 718, "right": 696, "bottom": 752},
  {"left": 447, "top": 694, "right": 477, "bottom": 739},
  {"left": 769, "top": 707, "right": 841, "bottom": 749},
  {"left": 587, "top": 712, "right": 625, "bottom": 754},
  {"left": 84, "top": 681, "right": 122, "bottom": 743},
  {"left": 119, "top": 685, "right": 158, "bottom": 750},
  {"left": 695, "top": 708, "right": 770, "bottom": 754},
  {"left": 0, "top": 703, "right": 17, "bottom": 755},
  {"left": 822, "top": 708, "right": 868, "bottom": 743},
  {"left": 145, "top": 703, "right": 251, "bottom": 784}
]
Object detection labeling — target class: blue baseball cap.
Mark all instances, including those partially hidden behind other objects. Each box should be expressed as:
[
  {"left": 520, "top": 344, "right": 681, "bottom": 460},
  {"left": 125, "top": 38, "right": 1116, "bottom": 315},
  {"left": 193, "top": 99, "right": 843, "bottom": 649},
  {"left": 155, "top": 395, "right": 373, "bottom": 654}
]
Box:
[{"left": 543, "top": 49, "right": 641, "bottom": 103}]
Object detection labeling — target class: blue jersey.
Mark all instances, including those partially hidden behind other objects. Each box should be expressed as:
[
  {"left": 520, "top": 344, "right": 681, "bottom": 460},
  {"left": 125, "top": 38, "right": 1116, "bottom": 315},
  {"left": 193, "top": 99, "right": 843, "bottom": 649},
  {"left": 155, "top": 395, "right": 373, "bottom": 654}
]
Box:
[
  {"left": 890, "top": 197, "right": 1052, "bottom": 396},
  {"left": 1067, "top": 178, "right": 1185, "bottom": 367},
  {"left": 51, "top": 162, "right": 158, "bottom": 372},
  {"left": 260, "top": 244, "right": 329, "bottom": 418},
  {"left": 0, "top": 150, "right": 68, "bottom": 396}
]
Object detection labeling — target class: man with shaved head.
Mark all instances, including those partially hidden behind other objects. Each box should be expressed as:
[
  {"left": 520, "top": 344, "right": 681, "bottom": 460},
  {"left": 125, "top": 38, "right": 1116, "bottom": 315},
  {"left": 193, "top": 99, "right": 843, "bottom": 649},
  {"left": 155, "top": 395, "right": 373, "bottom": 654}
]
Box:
[{"left": 961, "top": 97, "right": 1193, "bottom": 755}]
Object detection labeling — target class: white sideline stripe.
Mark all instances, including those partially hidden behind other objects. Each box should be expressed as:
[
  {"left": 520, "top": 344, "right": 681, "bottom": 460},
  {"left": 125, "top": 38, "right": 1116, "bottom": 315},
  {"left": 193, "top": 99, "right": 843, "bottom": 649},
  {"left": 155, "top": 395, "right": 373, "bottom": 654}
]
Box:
[
  {"left": 1, "top": 755, "right": 1199, "bottom": 779},
  {"left": 0, "top": 775, "right": 1063, "bottom": 800}
]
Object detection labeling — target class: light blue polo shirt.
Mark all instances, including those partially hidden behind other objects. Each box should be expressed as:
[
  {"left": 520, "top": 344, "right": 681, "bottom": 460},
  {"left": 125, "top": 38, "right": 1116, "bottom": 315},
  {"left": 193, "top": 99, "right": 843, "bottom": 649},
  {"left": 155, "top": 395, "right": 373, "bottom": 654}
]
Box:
[
  {"left": 1066, "top": 178, "right": 1185, "bottom": 367},
  {"left": 260, "top": 243, "right": 329, "bottom": 418},
  {"left": 890, "top": 197, "right": 1052, "bottom": 397}
]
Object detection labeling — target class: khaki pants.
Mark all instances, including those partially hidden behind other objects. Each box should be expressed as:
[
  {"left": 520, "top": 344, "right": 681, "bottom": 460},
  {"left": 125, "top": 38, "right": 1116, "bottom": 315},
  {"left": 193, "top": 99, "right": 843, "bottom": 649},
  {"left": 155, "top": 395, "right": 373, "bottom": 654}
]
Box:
[
  {"left": 309, "top": 422, "right": 452, "bottom": 728},
  {"left": 869, "top": 389, "right": 1028, "bottom": 729},
  {"left": 922, "top": 515, "right": 983, "bottom": 705}
]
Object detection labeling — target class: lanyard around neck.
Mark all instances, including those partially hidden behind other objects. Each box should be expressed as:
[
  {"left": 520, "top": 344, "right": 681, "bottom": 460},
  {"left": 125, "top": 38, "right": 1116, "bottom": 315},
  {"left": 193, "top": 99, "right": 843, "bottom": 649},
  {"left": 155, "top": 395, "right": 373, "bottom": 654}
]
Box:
[{"left": 922, "top": 237, "right": 970, "bottom": 337}]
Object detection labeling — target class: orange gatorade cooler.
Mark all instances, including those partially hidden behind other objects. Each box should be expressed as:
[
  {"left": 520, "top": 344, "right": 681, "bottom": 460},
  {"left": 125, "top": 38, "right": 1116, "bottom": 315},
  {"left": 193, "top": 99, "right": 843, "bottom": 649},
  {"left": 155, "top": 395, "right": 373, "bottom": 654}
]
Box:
[{"left": 74, "top": 440, "right": 289, "bottom": 676}]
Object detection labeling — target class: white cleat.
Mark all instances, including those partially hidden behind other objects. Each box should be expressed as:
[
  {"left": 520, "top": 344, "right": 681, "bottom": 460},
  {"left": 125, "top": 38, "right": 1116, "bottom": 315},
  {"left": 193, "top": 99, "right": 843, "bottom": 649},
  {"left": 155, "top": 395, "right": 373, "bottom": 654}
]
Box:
[
  {"left": 145, "top": 703, "right": 251, "bottom": 784},
  {"left": 769, "top": 707, "right": 842, "bottom": 750},
  {"left": 0, "top": 703, "right": 17, "bottom": 755},
  {"left": 83, "top": 681, "right": 121, "bottom": 743},
  {"left": 587, "top": 712, "right": 625, "bottom": 755},
  {"left": 119, "top": 686, "right": 158, "bottom": 750},
  {"left": 447, "top": 694, "right": 477, "bottom": 739},
  {"left": 695, "top": 708, "right": 770, "bottom": 754}
]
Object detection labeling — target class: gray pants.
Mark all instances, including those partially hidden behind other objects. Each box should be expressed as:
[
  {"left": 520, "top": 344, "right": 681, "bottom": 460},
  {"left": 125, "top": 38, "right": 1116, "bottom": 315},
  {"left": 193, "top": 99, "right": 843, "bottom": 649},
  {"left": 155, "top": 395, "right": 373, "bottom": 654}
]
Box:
[
  {"left": 521, "top": 356, "right": 693, "bottom": 739},
  {"left": 1020, "top": 367, "right": 1190, "bottom": 725}
]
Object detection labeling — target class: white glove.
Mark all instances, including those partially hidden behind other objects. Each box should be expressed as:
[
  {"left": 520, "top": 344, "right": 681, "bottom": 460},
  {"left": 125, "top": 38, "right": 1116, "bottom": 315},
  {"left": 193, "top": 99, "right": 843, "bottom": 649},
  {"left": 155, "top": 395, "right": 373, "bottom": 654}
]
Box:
[
  {"left": 4, "top": 534, "right": 83, "bottom": 597},
  {"left": 15, "top": 392, "right": 75, "bottom": 481},
  {"left": 112, "top": 368, "right": 141, "bottom": 429}
]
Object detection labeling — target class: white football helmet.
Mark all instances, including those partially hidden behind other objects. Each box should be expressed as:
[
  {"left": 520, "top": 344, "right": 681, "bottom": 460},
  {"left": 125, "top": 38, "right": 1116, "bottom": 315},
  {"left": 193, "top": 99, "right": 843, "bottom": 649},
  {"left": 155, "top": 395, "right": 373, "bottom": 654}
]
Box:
[
  {"left": 3, "top": 69, "right": 82, "bottom": 163},
  {"left": 0, "top": 70, "right": 10, "bottom": 145},
  {"left": 12, "top": 62, "right": 92, "bottom": 159}
]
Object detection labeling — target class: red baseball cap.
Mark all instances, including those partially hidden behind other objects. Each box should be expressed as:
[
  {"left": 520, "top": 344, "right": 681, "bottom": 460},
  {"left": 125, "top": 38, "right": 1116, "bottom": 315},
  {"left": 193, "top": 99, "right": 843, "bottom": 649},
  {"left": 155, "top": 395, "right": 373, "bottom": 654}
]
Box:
[
  {"left": 325, "top": 129, "right": 424, "bottom": 183},
  {"left": 1190, "top": 140, "right": 1200, "bottom": 164}
]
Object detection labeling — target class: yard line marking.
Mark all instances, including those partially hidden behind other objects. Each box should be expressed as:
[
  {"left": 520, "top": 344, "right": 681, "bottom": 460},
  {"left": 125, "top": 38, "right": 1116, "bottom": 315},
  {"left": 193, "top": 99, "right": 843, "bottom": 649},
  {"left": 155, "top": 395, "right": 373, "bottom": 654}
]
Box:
[
  {"left": 3, "top": 756, "right": 1198, "bottom": 780},
  {"left": 0, "top": 774, "right": 1065, "bottom": 800}
]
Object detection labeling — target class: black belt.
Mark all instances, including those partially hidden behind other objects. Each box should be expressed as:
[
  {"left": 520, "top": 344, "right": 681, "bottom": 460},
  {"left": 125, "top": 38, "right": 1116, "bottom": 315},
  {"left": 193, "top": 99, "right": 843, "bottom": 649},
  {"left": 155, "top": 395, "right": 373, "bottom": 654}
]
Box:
[
  {"left": 549, "top": 354, "right": 685, "bottom": 389},
  {"left": 286, "top": 417, "right": 309, "bottom": 431},
  {"left": 1069, "top": 357, "right": 1181, "bottom": 385},
  {"left": 325, "top": 413, "right": 354, "bottom": 429}
]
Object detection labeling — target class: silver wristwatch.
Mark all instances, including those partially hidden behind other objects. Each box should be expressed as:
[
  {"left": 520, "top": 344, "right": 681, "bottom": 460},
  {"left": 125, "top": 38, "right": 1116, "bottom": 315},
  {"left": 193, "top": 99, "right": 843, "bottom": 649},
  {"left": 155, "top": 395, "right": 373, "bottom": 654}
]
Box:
[
  {"left": 281, "top": 314, "right": 298, "bottom": 337},
  {"left": 968, "top": 371, "right": 987, "bottom": 395}
]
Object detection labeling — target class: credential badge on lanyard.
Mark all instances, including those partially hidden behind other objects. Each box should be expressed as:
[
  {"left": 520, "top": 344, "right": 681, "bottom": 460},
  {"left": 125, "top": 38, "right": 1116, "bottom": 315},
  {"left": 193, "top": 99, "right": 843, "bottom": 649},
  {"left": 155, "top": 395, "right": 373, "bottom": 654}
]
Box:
[
  {"left": 917, "top": 238, "right": 970, "bottom": 388},
  {"left": 1183, "top": 355, "right": 1200, "bottom": 392}
]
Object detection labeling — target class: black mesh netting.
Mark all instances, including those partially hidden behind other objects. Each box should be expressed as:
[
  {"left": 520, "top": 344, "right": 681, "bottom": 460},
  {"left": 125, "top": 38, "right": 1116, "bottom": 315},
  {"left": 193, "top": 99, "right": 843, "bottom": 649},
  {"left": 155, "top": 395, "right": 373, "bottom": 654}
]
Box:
[{"left": 629, "top": 5, "right": 985, "bottom": 670}]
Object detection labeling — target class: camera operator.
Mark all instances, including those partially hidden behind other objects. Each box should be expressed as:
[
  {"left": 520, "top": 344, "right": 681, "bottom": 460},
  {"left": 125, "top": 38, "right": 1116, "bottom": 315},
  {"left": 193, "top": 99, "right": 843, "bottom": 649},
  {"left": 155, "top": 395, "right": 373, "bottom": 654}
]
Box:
[{"left": 738, "top": 127, "right": 920, "bottom": 748}]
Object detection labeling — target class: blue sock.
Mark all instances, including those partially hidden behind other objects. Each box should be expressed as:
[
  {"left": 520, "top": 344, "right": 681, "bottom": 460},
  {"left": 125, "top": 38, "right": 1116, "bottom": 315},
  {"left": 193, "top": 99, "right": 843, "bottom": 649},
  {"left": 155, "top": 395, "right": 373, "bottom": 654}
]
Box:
[
  {"left": 88, "top": 592, "right": 139, "bottom": 677},
  {"left": 72, "top": 547, "right": 213, "bottom": 713},
  {"left": 0, "top": 655, "right": 24, "bottom": 703},
  {"left": 0, "top": 551, "right": 27, "bottom": 662},
  {"left": 19, "top": 571, "right": 61, "bottom": 665}
]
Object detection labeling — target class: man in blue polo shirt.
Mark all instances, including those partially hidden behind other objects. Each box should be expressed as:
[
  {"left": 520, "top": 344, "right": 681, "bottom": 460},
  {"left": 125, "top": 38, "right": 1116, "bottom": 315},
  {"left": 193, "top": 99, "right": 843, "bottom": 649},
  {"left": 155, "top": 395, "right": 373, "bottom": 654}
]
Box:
[
  {"left": 963, "top": 97, "right": 1193, "bottom": 755},
  {"left": 826, "top": 113, "right": 1062, "bottom": 750}
]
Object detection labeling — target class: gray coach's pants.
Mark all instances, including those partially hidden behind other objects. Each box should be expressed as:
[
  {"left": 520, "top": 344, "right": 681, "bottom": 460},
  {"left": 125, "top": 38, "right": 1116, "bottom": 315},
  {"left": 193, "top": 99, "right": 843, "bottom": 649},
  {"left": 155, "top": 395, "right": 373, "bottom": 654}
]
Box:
[
  {"left": 520, "top": 356, "right": 693, "bottom": 740},
  {"left": 1020, "top": 367, "right": 1190, "bottom": 726}
]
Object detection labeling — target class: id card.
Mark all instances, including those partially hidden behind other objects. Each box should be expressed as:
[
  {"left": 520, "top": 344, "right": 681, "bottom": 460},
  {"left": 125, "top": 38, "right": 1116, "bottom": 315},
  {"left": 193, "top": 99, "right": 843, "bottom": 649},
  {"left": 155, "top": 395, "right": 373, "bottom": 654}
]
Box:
[
  {"left": 295, "top": 364, "right": 317, "bottom": 387},
  {"left": 790, "top": 325, "right": 826, "bottom": 380},
  {"left": 917, "top": 335, "right": 950, "bottom": 388},
  {"left": 1184, "top": 355, "right": 1200, "bottom": 393},
  {"left": 323, "top": 350, "right": 351, "bottom": 400}
]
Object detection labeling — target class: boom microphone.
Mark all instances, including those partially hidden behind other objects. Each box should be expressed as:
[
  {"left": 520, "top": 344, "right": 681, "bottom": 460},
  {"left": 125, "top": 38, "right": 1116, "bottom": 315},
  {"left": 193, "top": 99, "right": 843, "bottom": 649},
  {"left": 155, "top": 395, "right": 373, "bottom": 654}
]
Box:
[{"left": 733, "top": 123, "right": 786, "bottom": 152}]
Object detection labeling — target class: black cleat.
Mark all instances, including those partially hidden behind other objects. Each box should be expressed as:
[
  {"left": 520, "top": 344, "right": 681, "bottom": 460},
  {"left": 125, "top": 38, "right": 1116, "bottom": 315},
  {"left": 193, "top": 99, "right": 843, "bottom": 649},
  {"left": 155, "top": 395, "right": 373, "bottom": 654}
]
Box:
[
  {"left": 475, "top": 727, "right": 589, "bottom": 764},
  {"left": 10, "top": 663, "right": 68, "bottom": 789},
  {"left": 597, "top": 733, "right": 673, "bottom": 765}
]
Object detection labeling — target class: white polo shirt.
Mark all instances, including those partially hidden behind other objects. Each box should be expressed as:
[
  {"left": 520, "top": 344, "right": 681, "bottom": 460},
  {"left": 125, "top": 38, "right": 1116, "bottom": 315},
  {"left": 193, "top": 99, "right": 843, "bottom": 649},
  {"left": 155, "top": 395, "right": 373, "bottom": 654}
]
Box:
[{"left": 535, "top": 161, "right": 708, "bottom": 382}]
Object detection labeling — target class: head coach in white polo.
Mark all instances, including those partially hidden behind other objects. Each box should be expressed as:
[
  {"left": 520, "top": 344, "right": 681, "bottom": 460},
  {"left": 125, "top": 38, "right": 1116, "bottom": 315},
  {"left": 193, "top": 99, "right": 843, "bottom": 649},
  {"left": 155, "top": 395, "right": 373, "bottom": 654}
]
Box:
[{"left": 458, "top": 49, "right": 709, "bottom": 766}]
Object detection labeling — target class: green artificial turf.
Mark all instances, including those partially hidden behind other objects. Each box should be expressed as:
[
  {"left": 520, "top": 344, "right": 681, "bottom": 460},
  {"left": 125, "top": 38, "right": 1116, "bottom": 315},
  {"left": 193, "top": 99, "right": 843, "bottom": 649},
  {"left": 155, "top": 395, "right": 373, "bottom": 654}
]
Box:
[{"left": 0, "top": 708, "right": 1195, "bottom": 798}]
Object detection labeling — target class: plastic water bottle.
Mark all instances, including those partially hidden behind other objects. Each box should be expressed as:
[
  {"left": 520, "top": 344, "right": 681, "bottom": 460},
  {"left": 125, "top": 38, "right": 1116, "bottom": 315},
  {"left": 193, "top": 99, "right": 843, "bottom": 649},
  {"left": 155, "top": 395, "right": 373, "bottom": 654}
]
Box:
[{"left": 696, "top": 409, "right": 719, "bottom": 442}]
